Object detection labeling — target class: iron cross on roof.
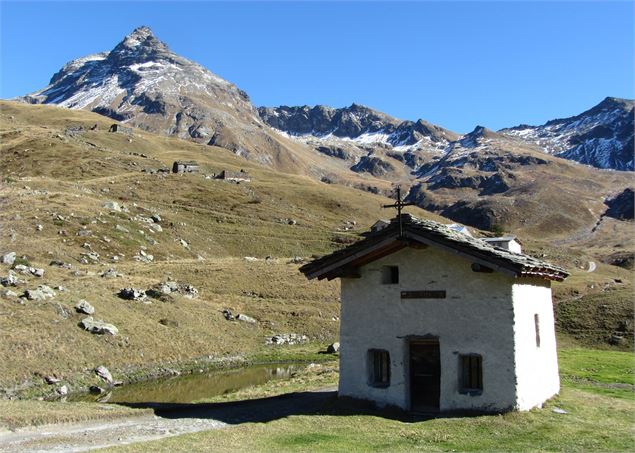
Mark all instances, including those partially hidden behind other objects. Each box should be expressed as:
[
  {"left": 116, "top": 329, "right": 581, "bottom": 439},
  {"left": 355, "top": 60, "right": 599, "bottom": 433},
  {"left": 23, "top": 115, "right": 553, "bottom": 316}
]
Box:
[{"left": 382, "top": 186, "right": 415, "bottom": 237}]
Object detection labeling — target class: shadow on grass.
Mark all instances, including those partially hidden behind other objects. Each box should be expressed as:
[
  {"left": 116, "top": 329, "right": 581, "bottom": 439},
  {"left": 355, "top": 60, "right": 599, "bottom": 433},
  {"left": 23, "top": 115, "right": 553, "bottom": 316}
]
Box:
[{"left": 117, "top": 390, "right": 490, "bottom": 425}]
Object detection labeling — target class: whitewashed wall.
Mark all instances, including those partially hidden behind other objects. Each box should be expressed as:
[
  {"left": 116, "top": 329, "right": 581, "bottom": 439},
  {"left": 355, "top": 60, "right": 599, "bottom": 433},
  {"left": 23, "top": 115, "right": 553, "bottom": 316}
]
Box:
[
  {"left": 339, "top": 246, "right": 521, "bottom": 411},
  {"left": 512, "top": 278, "right": 560, "bottom": 410}
]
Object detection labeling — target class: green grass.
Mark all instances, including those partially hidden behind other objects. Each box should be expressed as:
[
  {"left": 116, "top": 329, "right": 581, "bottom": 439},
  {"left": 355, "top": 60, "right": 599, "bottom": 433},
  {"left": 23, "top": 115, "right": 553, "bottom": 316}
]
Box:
[
  {"left": 109, "top": 348, "right": 634, "bottom": 452},
  {"left": 559, "top": 348, "right": 634, "bottom": 399}
]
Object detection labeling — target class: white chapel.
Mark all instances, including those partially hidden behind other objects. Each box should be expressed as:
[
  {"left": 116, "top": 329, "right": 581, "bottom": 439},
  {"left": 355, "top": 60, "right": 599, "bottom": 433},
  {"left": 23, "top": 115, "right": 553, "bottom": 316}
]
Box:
[{"left": 301, "top": 214, "right": 568, "bottom": 412}]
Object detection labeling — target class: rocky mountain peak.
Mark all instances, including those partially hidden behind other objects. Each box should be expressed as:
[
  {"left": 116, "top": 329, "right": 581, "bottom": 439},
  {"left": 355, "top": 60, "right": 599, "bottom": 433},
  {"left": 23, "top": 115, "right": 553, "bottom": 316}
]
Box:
[{"left": 107, "top": 26, "right": 173, "bottom": 67}]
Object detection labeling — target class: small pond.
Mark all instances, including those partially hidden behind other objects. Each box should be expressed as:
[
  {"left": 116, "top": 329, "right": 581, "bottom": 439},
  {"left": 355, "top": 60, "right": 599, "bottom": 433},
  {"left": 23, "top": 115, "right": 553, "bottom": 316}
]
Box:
[{"left": 71, "top": 363, "right": 304, "bottom": 404}]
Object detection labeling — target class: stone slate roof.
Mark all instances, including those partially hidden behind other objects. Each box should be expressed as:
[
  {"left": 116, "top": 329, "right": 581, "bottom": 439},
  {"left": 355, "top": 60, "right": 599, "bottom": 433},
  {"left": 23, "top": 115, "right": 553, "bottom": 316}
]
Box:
[{"left": 300, "top": 214, "right": 568, "bottom": 282}]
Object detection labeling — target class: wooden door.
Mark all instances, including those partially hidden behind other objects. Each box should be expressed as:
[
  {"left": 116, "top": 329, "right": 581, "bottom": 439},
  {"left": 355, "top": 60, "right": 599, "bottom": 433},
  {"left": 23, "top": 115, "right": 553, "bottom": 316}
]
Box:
[{"left": 409, "top": 339, "right": 441, "bottom": 411}]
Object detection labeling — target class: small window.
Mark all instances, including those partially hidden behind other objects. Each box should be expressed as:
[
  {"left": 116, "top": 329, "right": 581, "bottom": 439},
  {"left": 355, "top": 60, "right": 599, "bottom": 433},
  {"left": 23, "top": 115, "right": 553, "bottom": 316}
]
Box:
[
  {"left": 368, "top": 349, "right": 390, "bottom": 387},
  {"left": 534, "top": 314, "right": 541, "bottom": 348},
  {"left": 459, "top": 354, "right": 483, "bottom": 394},
  {"left": 471, "top": 263, "right": 493, "bottom": 273},
  {"left": 381, "top": 266, "right": 399, "bottom": 284}
]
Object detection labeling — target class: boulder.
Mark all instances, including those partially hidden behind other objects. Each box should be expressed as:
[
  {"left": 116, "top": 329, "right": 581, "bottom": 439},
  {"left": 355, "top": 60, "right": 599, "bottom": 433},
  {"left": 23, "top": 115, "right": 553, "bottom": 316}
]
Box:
[
  {"left": 89, "top": 385, "right": 105, "bottom": 394},
  {"left": 118, "top": 287, "right": 147, "bottom": 301},
  {"left": 151, "top": 214, "right": 162, "bottom": 223},
  {"left": 94, "top": 365, "right": 113, "bottom": 384},
  {"left": 80, "top": 317, "right": 118, "bottom": 336},
  {"left": 75, "top": 299, "right": 95, "bottom": 315},
  {"left": 25, "top": 285, "right": 56, "bottom": 300},
  {"left": 102, "top": 201, "right": 122, "bottom": 212},
  {"left": 14, "top": 264, "right": 29, "bottom": 274},
  {"left": 236, "top": 314, "right": 256, "bottom": 324},
  {"left": 326, "top": 342, "right": 340, "bottom": 354},
  {"left": 1, "top": 252, "right": 16, "bottom": 265}
]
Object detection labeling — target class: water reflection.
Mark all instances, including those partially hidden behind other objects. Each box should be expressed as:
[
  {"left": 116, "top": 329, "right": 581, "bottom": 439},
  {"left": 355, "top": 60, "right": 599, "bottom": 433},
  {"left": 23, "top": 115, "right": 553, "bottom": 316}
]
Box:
[{"left": 72, "top": 364, "right": 303, "bottom": 404}]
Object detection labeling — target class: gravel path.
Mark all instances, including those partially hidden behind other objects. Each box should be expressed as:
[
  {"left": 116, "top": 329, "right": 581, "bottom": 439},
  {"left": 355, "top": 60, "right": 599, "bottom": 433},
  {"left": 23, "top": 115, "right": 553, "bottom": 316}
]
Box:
[{"left": 0, "top": 389, "right": 337, "bottom": 452}]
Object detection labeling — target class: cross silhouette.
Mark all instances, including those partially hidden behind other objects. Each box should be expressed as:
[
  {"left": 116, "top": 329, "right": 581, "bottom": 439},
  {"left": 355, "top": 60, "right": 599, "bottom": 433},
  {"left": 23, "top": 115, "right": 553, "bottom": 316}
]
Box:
[{"left": 383, "top": 186, "right": 415, "bottom": 237}]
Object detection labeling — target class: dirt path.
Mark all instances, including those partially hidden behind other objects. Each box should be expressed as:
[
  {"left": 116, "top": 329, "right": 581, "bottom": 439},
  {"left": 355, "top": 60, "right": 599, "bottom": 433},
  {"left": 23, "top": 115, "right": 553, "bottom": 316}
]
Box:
[{"left": 0, "top": 389, "right": 336, "bottom": 452}]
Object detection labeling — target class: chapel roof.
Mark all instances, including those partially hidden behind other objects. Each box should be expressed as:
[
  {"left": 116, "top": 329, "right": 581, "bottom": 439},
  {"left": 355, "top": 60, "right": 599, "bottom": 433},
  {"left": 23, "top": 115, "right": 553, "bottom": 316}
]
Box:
[{"left": 300, "top": 214, "right": 568, "bottom": 282}]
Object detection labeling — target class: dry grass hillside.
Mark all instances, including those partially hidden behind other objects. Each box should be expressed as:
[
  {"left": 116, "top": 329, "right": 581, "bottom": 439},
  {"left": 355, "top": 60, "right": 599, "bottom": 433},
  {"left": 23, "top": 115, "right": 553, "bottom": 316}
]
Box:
[
  {"left": 0, "top": 101, "right": 631, "bottom": 400},
  {"left": 0, "top": 101, "right": 443, "bottom": 396}
]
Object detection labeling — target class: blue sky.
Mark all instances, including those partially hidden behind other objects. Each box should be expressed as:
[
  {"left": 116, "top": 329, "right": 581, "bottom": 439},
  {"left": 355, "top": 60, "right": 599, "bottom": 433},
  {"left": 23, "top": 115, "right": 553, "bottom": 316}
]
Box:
[{"left": 1, "top": 1, "right": 633, "bottom": 132}]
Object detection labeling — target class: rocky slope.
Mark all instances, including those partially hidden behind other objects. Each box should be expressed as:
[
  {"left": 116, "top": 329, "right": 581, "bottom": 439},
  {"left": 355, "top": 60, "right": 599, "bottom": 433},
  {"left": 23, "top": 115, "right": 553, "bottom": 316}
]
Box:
[
  {"left": 406, "top": 125, "right": 633, "bottom": 237},
  {"left": 500, "top": 97, "right": 634, "bottom": 171},
  {"left": 258, "top": 104, "right": 459, "bottom": 179}
]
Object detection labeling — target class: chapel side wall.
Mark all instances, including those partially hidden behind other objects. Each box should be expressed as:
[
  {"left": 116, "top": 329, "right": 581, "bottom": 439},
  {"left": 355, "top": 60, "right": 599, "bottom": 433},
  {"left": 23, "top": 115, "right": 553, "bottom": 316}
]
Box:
[
  {"left": 339, "top": 247, "right": 518, "bottom": 412},
  {"left": 512, "top": 279, "right": 560, "bottom": 410}
]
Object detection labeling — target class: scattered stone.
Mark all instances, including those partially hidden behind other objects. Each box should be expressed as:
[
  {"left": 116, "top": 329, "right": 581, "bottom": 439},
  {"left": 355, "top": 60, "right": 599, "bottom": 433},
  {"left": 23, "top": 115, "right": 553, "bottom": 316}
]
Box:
[
  {"left": 288, "top": 219, "right": 297, "bottom": 225},
  {"left": 244, "top": 256, "right": 258, "bottom": 262},
  {"left": 552, "top": 407, "right": 568, "bottom": 414},
  {"left": 14, "top": 264, "right": 29, "bottom": 274},
  {"left": 56, "top": 385, "right": 69, "bottom": 396},
  {"left": 609, "top": 335, "right": 624, "bottom": 346},
  {"left": 30, "top": 267, "right": 44, "bottom": 278},
  {"left": 236, "top": 314, "right": 257, "bottom": 324},
  {"left": 159, "top": 318, "right": 179, "bottom": 328},
  {"left": 222, "top": 309, "right": 235, "bottom": 321},
  {"left": 44, "top": 375, "right": 61, "bottom": 385},
  {"left": 288, "top": 256, "right": 305, "bottom": 264},
  {"left": 54, "top": 302, "right": 71, "bottom": 319},
  {"left": 267, "top": 333, "right": 308, "bottom": 345},
  {"left": 77, "top": 229, "right": 92, "bottom": 237},
  {"left": 1, "top": 252, "right": 16, "bottom": 265},
  {"left": 80, "top": 251, "right": 100, "bottom": 264},
  {"left": 180, "top": 284, "right": 198, "bottom": 299},
  {"left": 80, "top": 317, "right": 118, "bottom": 335},
  {"left": 151, "top": 214, "right": 162, "bottom": 223},
  {"left": 115, "top": 224, "right": 129, "bottom": 233},
  {"left": 133, "top": 250, "right": 153, "bottom": 263},
  {"left": 50, "top": 260, "right": 72, "bottom": 269},
  {"left": 95, "top": 365, "right": 113, "bottom": 385},
  {"left": 75, "top": 299, "right": 95, "bottom": 315},
  {"left": 89, "top": 385, "right": 105, "bottom": 394},
  {"left": 326, "top": 342, "right": 340, "bottom": 354},
  {"left": 36, "top": 224, "right": 43, "bottom": 232},
  {"left": 178, "top": 238, "right": 189, "bottom": 248},
  {"left": 149, "top": 223, "right": 163, "bottom": 233},
  {"left": 102, "top": 201, "right": 122, "bottom": 212},
  {"left": 95, "top": 365, "right": 113, "bottom": 384},
  {"left": 1, "top": 289, "right": 18, "bottom": 298},
  {"left": 100, "top": 268, "right": 122, "bottom": 279},
  {"left": 1, "top": 271, "right": 20, "bottom": 287},
  {"left": 24, "top": 285, "right": 56, "bottom": 301}
]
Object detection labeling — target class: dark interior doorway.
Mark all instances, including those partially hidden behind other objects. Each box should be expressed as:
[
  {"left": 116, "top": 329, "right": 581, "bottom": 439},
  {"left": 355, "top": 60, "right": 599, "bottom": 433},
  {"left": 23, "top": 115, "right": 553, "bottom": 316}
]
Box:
[{"left": 409, "top": 339, "right": 441, "bottom": 411}]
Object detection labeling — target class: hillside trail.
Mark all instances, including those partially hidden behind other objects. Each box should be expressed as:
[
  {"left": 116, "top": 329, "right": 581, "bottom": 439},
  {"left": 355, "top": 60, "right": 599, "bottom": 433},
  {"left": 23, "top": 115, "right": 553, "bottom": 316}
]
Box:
[{"left": 0, "top": 388, "right": 337, "bottom": 452}]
